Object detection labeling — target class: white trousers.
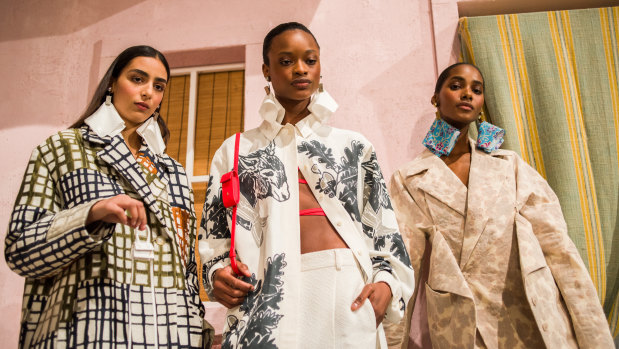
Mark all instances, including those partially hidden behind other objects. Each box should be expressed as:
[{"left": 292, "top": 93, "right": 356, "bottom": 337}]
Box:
[{"left": 298, "top": 248, "right": 385, "bottom": 348}]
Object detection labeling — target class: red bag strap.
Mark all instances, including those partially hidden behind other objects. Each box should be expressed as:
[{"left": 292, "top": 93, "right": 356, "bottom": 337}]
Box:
[
  {"left": 229, "top": 133, "right": 241, "bottom": 275},
  {"left": 233, "top": 132, "right": 240, "bottom": 174}
]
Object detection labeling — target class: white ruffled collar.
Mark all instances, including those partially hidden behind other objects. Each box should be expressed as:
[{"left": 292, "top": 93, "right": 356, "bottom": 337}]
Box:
[
  {"left": 84, "top": 102, "right": 166, "bottom": 155},
  {"left": 258, "top": 89, "right": 339, "bottom": 125}
]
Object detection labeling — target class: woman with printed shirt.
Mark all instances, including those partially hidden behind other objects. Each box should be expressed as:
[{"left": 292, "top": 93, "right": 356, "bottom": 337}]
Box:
[
  {"left": 5, "top": 46, "right": 212, "bottom": 348},
  {"left": 199, "top": 22, "right": 414, "bottom": 348},
  {"left": 387, "top": 63, "right": 613, "bottom": 348}
]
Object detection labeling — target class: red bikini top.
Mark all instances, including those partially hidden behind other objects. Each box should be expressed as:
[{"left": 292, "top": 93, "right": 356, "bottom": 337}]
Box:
[{"left": 298, "top": 177, "right": 326, "bottom": 216}]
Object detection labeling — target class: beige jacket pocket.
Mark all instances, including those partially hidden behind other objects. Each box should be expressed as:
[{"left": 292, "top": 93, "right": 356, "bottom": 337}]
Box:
[{"left": 425, "top": 283, "right": 454, "bottom": 348}]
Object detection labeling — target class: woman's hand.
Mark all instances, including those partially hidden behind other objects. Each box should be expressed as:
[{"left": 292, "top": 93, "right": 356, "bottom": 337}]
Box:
[
  {"left": 86, "top": 194, "right": 147, "bottom": 230},
  {"left": 213, "top": 261, "right": 254, "bottom": 308},
  {"left": 351, "top": 282, "right": 393, "bottom": 327}
]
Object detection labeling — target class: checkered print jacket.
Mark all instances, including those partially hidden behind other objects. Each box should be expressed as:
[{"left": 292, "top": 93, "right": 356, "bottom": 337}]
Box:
[{"left": 5, "top": 125, "right": 211, "bottom": 348}]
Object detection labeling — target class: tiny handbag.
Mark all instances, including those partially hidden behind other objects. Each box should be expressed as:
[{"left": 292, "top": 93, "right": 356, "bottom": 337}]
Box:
[{"left": 220, "top": 132, "right": 241, "bottom": 275}]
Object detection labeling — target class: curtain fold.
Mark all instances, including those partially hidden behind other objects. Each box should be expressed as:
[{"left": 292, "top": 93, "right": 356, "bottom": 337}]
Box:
[{"left": 459, "top": 6, "right": 619, "bottom": 340}]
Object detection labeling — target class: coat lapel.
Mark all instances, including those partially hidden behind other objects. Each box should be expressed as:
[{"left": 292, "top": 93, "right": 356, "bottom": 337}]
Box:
[
  {"left": 96, "top": 134, "right": 169, "bottom": 231},
  {"left": 459, "top": 146, "right": 508, "bottom": 268},
  {"left": 407, "top": 150, "right": 467, "bottom": 216},
  {"left": 140, "top": 147, "right": 172, "bottom": 203},
  {"left": 427, "top": 226, "right": 474, "bottom": 299}
]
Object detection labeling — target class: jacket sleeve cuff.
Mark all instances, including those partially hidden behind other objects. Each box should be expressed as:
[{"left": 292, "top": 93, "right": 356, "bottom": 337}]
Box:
[
  {"left": 373, "top": 270, "right": 404, "bottom": 323},
  {"left": 47, "top": 199, "right": 114, "bottom": 243},
  {"left": 207, "top": 261, "right": 225, "bottom": 285},
  {"left": 205, "top": 258, "right": 231, "bottom": 297}
]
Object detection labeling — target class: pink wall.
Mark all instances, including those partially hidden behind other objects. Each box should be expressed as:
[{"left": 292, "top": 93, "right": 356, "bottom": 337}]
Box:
[{"left": 0, "top": 0, "right": 464, "bottom": 345}]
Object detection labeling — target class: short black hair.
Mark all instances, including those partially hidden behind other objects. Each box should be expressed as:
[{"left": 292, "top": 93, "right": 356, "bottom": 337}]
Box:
[
  {"left": 262, "top": 22, "right": 319, "bottom": 66},
  {"left": 434, "top": 62, "right": 484, "bottom": 94}
]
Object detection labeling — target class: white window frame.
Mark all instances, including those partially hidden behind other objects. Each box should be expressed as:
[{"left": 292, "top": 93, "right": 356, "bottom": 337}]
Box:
[{"left": 169, "top": 63, "right": 245, "bottom": 185}]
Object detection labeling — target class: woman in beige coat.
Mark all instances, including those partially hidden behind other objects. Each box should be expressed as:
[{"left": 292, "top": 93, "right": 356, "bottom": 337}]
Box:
[{"left": 387, "top": 63, "right": 613, "bottom": 348}]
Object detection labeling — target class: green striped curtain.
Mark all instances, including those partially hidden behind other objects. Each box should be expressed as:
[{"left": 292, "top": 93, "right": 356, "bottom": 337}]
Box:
[{"left": 459, "top": 7, "right": 619, "bottom": 340}]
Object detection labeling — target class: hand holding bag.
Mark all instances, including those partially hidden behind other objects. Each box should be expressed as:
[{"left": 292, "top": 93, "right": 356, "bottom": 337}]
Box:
[{"left": 220, "top": 132, "right": 242, "bottom": 275}]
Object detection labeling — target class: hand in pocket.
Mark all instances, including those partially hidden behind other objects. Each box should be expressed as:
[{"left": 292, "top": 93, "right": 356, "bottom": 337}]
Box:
[{"left": 351, "top": 282, "right": 392, "bottom": 327}]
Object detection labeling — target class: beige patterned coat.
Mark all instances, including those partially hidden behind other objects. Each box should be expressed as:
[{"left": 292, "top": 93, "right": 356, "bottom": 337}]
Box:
[{"left": 387, "top": 143, "right": 613, "bottom": 349}]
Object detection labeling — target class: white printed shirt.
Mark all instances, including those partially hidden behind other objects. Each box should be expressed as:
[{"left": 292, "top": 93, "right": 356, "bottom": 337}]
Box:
[{"left": 199, "top": 90, "right": 415, "bottom": 348}]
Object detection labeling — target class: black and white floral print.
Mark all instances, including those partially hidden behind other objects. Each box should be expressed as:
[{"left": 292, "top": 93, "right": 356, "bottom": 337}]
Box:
[
  {"left": 222, "top": 254, "right": 286, "bottom": 349},
  {"left": 298, "top": 139, "right": 364, "bottom": 222}
]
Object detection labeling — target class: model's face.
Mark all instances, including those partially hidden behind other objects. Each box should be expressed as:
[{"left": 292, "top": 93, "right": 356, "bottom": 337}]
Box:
[
  {"left": 111, "top": 56, "right": 168, "bottom": 128},
  {"left": 433, "top": 64, "right": 484, "bottom": 129},
  {"left": 262, "top": 29, "right": 321, "bottom": 104}
]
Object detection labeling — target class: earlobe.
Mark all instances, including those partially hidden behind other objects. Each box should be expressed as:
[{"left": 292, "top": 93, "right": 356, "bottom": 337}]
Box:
[
  {"left": 431, "top": 95, "right": 438, "bottom": 107},
  {"left": 262, "top": 64, "right": 269, "bottom": 80}
]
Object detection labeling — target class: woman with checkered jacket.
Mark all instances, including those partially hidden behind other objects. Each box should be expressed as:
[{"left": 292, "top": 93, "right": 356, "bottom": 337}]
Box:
[{"left": 5, "top": 46, "right": 212, "bottom": 348}]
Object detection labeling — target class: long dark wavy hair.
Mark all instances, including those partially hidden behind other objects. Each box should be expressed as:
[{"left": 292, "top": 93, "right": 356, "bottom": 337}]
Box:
[{"left": 71, "top": 45, "right": 171, "bottom": 144}]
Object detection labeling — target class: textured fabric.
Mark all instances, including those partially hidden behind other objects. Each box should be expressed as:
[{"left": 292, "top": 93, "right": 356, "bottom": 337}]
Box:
[
  {"left": 299, "top": 249, "right": 377, "bottom": 348},
  {"left": 421, "top": 118, "right": 461, "bottom": 156},
  {"left": 388, "top": 143, "right": 613, "bottom": 348},
  {"left": 459, "top": 7, "right": 619, "bottom": 340},
  {"left": 5, "top": 126, "right": 212, "bottom": 348},
  {"left": 199, "top": 90, "right": 414, "bottom": 348}
]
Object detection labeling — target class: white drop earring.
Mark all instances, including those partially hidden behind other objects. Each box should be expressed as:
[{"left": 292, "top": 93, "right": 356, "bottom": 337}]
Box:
[
  {"left": 264, "top": 76, "right": 271, "bottom": 95},
  {"left": 105, "top": 87, "right": 112, "bottom": 106}
]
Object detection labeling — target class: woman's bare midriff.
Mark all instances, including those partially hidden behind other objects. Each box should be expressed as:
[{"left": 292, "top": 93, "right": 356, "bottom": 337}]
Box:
[{"left": 298, "top": 171, "right": 349, "bottom": 254}]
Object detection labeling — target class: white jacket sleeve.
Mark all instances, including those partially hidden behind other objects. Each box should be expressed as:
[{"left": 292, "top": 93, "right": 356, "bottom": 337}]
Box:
[
  {"left": 198, "top": 144, "right": 234, "bottom": 299},
  {"left": 360, "top": 148, "right": 415, "bottom": 323}
]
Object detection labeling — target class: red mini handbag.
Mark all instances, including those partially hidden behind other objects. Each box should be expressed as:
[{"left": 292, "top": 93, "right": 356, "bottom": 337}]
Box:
[{"left": 220, "top": 132, "right": 241, "bottom": 275}]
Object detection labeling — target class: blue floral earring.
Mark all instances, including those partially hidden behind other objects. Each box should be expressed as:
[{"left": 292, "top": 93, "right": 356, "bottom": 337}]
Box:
[
  {"left": 475, "top": 111, "right": 505, "bottom": 153},
  {"left": 422, "top": 102, "right": 461, "bottom": 156}
]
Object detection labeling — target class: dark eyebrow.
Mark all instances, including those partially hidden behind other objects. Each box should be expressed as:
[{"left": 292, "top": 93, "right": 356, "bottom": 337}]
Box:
[
  {"left": 277, "top": 49, "right": 318, "bottom": 55},
  {"left": 449, "top": 75, "right": 483, "bottom": 85},
  {"left": 128, "top": 68, "right": 168, "bottom": 84}
]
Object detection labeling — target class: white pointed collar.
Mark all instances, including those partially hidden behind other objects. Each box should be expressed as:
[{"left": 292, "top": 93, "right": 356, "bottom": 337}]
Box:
[
  {"left": 84, "top": 102, "right": 166, "bottom": 155},
  {"left": 84, "top": 102, "right": 126, "bottom": 138},
  {"left": 136, "top": 117, "right": 166, "bottom": 155}
]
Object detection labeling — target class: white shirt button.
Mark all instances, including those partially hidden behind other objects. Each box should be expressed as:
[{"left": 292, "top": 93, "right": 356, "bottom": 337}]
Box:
[
  {"left": 336, "top": 222, "right": 342, "bottom": 227},
  {"left": 156, "top": 236, "right": 165, "bottom": 246}
]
